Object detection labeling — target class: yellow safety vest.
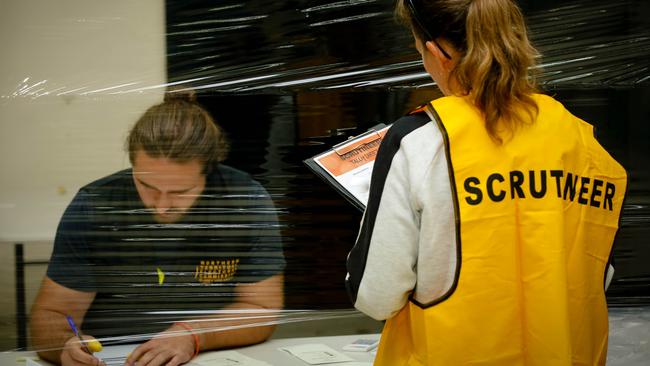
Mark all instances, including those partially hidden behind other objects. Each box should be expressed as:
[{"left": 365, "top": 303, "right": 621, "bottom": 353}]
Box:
[{"left": 373, "top": 94, "right": 627, "bottom": 366}]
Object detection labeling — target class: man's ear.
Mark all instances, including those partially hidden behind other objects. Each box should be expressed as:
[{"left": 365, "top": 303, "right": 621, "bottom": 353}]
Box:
[{"left": 424, "top": 40, "right": 454, "bottom": 71}]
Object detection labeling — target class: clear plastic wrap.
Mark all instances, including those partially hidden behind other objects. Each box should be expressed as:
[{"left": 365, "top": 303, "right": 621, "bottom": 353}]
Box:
[{"left": 1, "top": 0, "right": 649, "bottom": 364}]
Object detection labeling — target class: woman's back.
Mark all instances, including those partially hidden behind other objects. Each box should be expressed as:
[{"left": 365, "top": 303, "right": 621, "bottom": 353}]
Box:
[
  {"left": 347, "top": 1, "right": 628, "bottom": 364},
  {"left": 354, "top": 93, "right": 626, "bottom": 365}
]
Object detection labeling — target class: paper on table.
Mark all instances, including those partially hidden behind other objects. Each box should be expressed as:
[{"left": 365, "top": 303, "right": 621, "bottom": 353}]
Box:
[
  {"left": 92, "top": 344, "right": 137, "bottom": 366},
  {"left": 188, "top": 351, "right": 272, "bottom": 366},
  {"left": 25, "top": 358, "right": 47, "bottom": 366},
  {"left": 279, "top": 343, "right": 354, "bottom": 365}
]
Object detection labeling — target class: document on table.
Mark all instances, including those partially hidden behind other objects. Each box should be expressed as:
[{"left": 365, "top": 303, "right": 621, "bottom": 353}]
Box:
[
  {"left": 17, "top": 344, "right": 137, "bottom": 366},
  {"left": 24, "top": 358, "right": 47, "bottom": 366},
  {"left": 188, "top": 351, "right": 272, "bottom": 366},
  {"left": 279, "top": 343, "right": 355, "bottom": 365},
  {"left": 94, "top": 344, "right": 137, "bottom": 366}
]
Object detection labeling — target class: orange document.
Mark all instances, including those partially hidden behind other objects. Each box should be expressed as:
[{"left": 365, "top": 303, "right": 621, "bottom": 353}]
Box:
[{"left": 305, "top": 124, "right": 390, "bottom": 210}]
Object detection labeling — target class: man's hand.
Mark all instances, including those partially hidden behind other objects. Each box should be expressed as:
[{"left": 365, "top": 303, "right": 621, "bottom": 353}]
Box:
[
  {"left": 126, "top": 324, "right": 196, "bottom": 366},
  {"left": 61, "top": 335, "right": 105, "bottom": 366}
]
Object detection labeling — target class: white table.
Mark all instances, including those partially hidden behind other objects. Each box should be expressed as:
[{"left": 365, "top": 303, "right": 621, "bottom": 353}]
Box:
[{"left": 2, "top": 334, "right": 380, "bottom": 366}]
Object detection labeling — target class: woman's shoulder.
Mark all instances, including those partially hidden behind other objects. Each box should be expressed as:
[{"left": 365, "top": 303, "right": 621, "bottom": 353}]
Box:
[
  {"left": 392, "top": 109, "right": 431, "bottom": 129},
  {"left": 532, "top": 93, "right": 586, "bottom": 124},
  {"left": 384, "top": 110, "right": 444, "bottom": 162},
  {"left": 532, "top": 93, "right": 563, "bottom": 107},
  {"left": 385, "top": 110, "right": 439, "bottom": 149}
]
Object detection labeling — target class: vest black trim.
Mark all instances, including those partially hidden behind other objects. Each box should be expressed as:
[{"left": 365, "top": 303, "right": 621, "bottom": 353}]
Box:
[
  {"left": 410, "top": 105, "right": 462, "bottom": 309},
  {"left": 346, "top": 112, "right": 431, "bottom": 305},
  {"left": 590, "top": 126, "right": 629, "bottom": 292},
  {"left": 605, "top": 174, "right": 629, "bottom": 291}
]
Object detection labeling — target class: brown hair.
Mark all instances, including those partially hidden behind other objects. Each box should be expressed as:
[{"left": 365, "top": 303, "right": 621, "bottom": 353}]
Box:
[
  {"left": 127, "top": 87, "right": 229, "bottom": 174},
  {"left": 396, "top": 0, "right": 540, "bottom": 143}
]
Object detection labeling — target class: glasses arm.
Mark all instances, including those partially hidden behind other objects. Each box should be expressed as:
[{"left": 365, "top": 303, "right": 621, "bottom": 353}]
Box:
[{"left": 406, "top": 0, "right": 453, "bottom": 59}]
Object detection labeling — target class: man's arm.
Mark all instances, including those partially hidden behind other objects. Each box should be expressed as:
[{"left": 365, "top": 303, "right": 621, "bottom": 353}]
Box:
[
  {"left": 30, "top": 277, "right": 98, "bottom": 365},
  {"left": 126, "top": 273, "right": 284, "bottom": 366},
  {"left": 197, "top": 273, "right": 284, "bottom": 348}
]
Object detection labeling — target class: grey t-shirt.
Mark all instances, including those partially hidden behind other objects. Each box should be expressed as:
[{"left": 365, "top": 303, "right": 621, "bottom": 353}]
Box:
[{"left": 47, "top": 164, "right": 284, "bottom": 340}]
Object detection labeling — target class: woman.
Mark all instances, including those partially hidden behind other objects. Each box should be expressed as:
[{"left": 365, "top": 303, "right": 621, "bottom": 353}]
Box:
[{"left": 345, "top": 0, "right": 627, "bottom": 364}]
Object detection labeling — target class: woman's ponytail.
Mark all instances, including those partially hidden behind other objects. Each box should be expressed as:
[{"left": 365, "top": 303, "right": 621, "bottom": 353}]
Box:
[
  {"left": 454, "top": 0, "right": 539, "bottom": 143},
  {"left": 397, "top": 0, "right": 540, "bottom": 143}
]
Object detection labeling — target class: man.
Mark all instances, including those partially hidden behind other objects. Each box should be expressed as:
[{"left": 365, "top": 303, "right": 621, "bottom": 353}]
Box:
[{"left": 30, "top": 91, "right": 285, "bottom": 366}]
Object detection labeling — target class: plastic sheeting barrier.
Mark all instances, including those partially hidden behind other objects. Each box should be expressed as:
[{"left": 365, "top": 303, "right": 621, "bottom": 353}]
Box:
[{"left": 1, "top": 0, "right": 648, "bottom": 361}]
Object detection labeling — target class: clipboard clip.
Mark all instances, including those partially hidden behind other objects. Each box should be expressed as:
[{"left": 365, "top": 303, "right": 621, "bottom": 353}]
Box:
[{"left": 332, "top": 128, "right": 383, "bottom": 156}]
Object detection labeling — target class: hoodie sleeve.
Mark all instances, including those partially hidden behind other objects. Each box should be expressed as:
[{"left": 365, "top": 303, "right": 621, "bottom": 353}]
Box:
[{"left": 346, "top": 114, "right": 430, "bottom": 320}]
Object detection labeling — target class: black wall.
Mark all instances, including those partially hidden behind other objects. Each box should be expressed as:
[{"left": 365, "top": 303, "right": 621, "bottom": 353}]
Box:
[{"left": 166, "top": 0, "right": 650, "bottom": 308}]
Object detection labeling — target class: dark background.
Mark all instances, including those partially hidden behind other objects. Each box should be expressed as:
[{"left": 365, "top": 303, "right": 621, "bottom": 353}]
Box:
[{"left": 166, "top": 0, "right": 650, "bottom": 308}]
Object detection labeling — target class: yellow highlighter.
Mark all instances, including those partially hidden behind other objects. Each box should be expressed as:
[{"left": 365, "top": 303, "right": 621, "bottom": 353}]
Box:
[
  {"left": 87, "top": 339, "right": 103, "bottom": 353},
  {"left": 66, "top": 315, "right": 103, "bottom": 353}
]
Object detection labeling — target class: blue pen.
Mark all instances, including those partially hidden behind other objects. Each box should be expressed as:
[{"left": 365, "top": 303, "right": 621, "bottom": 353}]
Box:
[{"left": 65, "top": 315, "right": 91, "bottom": 354}]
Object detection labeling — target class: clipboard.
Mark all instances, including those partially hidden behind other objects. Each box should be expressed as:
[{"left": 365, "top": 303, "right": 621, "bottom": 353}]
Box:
[{"left": 303, "top": 124, "right": 390, "bottom": 211}]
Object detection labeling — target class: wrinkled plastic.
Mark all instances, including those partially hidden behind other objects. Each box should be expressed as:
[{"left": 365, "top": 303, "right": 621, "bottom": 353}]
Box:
[{"left": 1, "top": 0, "right": 649, "bottom": 362}]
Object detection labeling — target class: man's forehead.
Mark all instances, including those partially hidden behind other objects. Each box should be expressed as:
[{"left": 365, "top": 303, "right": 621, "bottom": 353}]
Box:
[
  {"left": 133, "top": 151, "right": 203, "bottom": 172},
  {"left": 133, "top": 170, "right": 202, "bottom": 185}
]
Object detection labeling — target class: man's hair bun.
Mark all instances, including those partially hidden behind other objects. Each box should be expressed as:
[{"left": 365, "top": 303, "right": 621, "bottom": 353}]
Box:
[{"left": 164, "top": 86, "right": 197, "bottom": 103}]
